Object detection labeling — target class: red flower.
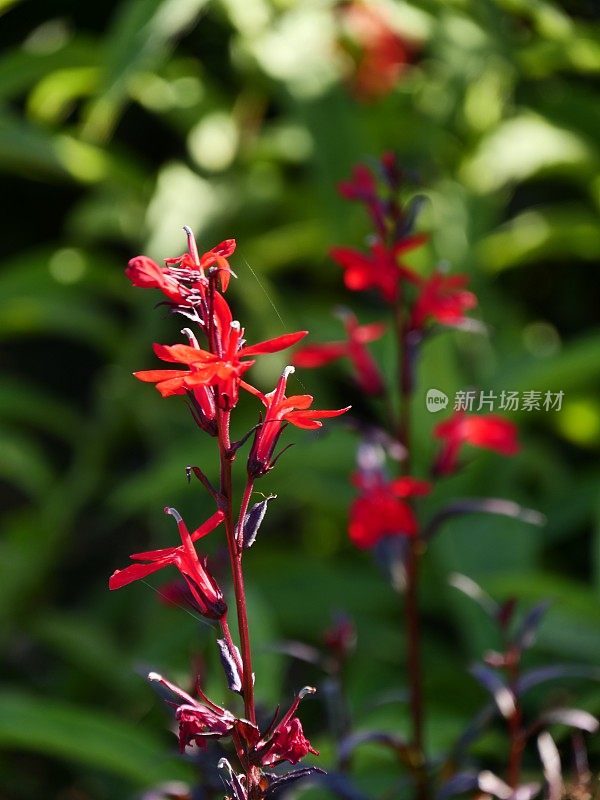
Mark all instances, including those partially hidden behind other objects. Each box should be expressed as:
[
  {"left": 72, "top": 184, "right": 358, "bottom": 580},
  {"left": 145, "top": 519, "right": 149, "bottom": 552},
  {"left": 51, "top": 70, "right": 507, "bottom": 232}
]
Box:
[
  {"left": 246, "top": 366, "right": 351, "bottom": 477},
  {"left": 126, "top": 233, "right": 236, "bottom": 304},
  {"left": 410, "top": 273, "right": 477, "bottom": 330},
  {"left": 331, "top": 238, "right": 425, "bottom": 303},
  {"left": 125, "top": 255, "right": 188, "bottom": 304},
  {"left": 433, "top": 412, "right": 519, "bottom": 475},
  {"left": 147, "top": 673, "right": 243, "bottom": 752},
  {"left": 349, "top": 473, "right": 431, "bottom": 549},
  {"left": 261, "top": 717, "right": 318, "bottom": 767},
  {"left": 165, "top": 236, "right": 237, "bottom": 293},
  {"left": 256, "top": 687, "right": 318, "bottom": 767},
  {"left": 109, "top": 507, "right": 226, "bottom": 619},
  {"left": 177, "top": 704, "right": 236, "bottom": 751},
  {"left": 134, "top": 310, "right": 308, "bottom": 409},
  {"left": 339, "top": 1, "right": 415, "bottom": 101},
  {"left": 339, "top": 164, "right": 377, "bottom": 203},
  {"left": 293, "top": 310, "right": 386, "bottom": 395}
]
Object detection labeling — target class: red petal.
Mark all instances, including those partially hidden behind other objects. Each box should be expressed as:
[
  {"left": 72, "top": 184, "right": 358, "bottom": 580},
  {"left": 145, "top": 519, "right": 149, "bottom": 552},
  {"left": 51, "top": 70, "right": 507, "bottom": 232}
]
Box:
[
  {"left": 153, "top": 343, "right": 212, "bottom": 365},
  {"left": 286, "top": 406, "right": 350, "bottom": 429},
  {"left": 390, "top": 477, "right": 432, "bottom": 497},
  {"left": 190, "top": 510, "right": 225, "bottom": 541},
  {"left": 134, "top": 369, "right": 189, "bottom": 382},
  {"left": 241, "top": 330, "right": 308, "bottom": 357},
  {"left": 292, "top": 342, "right": 347, "bottom": 367},
  {"left": 109, "top": 561, "right": 167, "bottom": 590},
  {"left": 280, "top": 394, "right": 314, "bottom": 412},
  {"left": 354, "top": 322, "right": 386, "bottom": 344}
]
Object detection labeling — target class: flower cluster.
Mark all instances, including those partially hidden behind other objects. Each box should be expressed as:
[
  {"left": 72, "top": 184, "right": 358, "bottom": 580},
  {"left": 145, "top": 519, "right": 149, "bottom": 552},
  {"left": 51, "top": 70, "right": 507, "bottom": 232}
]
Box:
[
  {"left": 290, "top": 154, "right": 542, "bottom": 799},
  {"left": 293, "top": 153, "right": 518, "bottom": 550},
  {"left": 111, "top": 227, "right": 349, "bottom": 798}
]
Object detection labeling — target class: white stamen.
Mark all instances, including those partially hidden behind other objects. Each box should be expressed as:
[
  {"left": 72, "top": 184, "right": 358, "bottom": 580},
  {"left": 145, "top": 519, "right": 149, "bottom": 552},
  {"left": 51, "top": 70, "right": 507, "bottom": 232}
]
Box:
[
  {"left": 164, "top": 506, "right": 183, "bottom": 523},
  {"left": 148, "top": 672, "right": 162, "bottom": 682},
  {"left": 282, "top": 365, "right": 295, "bottom": 380},
  {"left": 230, "top": 321, "right": 241, "bottom": 331},
  {"left": 181, "top": 328, "right": 199, "bottom": 348}
]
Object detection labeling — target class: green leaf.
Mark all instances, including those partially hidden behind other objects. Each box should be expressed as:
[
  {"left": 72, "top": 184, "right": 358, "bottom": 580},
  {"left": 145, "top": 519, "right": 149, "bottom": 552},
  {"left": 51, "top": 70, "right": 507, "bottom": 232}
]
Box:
[
  {"left": 0, "top": 690, "right": 192, "bottom": 786},
  {"left": 82, "top": 0, "right": 210, "bottom": 140}
]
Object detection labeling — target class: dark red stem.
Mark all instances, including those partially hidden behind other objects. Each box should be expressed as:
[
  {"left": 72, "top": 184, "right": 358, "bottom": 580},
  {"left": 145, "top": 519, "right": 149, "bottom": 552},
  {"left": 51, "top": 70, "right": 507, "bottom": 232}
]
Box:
[
  {"left": 506, "top": 649, "right": 524, "bottom": 788},
  {"left": 218, "top": 409, "right": 257, "bottom": 726},
  {"left": 396, "top": 304, "right": 427, "bottom": 800}
]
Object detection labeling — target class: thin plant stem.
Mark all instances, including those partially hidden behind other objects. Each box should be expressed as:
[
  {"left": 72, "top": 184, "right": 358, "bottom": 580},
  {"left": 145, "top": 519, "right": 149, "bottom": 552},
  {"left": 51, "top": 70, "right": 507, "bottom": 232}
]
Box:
[
  {"left": 506, "top": 650, "right": 524, "bottom": 788},
  {"left": 218, "top": 409, "right": 257, "bottom": 726},
  {"left": 396, "top": 303, "right": 427, "bottom": 800}
]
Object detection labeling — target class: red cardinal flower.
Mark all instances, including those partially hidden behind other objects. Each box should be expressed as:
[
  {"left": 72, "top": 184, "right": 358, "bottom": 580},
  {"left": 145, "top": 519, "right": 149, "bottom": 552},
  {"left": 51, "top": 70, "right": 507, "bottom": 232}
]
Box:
[
  {"left": 125, "top": 255, "right": 188, "bottom": 304},
  {"left": 165, "top": 235, "right": 237, "bottom": 294},
  {"left": 126, "top": 229, "right": 237, "bottom": 304},
  {"left": 433, "top": 412, "right": 519, "bottom": 476},
  {"left": 339, "top": 1, "right": 415, "bottom": 101},
  {"left": 331, "top": 238, "right": 425, "bottom": 303},
  {"left": 410, "top": 273, "right": 477, "bottom": 330},
  {"left": 109, "top": 507, "right": 226, "bottom": 619},
  {"left": 147, "top": 673, "right": 243, "bottom": 752},
  {"left": 349, "top": 473, "right": 431, "bottom": 548},
  {"left": 134, "top": 304, "right": 308, "bottom": 410},
  {"left": 246, "top": 366, "right": 351, "bottom": 477},
  {"left": 293, "top": 310, "right": 386, "bottom": 395},
  {"left": 256, "top": 687, "right": 318, "bottom": 767}
]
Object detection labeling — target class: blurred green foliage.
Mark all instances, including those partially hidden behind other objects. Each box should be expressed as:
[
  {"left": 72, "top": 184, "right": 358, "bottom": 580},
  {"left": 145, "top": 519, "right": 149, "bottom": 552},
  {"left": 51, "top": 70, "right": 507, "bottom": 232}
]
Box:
[{"left": 0, "top": 0, "right": 599, "bottom": 798}]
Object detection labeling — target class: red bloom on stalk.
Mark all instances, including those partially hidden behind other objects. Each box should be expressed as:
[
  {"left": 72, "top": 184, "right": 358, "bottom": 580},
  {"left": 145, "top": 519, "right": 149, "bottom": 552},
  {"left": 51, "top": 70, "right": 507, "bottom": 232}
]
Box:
[
  {"left": 410, "top": 273, "right": 477, "bottom": 330},
  {"left": 261, "top": 718, "right": 318, "bottom": 767},
  {"left": 433, "top": 412, "right": 519, "bottom": 476},
  {"left": 109, "top": 507, "right": 226, "bottom": 619},
  {"left": 331, "top": 238, "right": 426, "bottom": 303},
  {"left": 256, "top": 687, "right": 319, "bottom": 767},
  {"left": 293, "top": 310, "right": 386, "bottom": 395},
  {"left": 246, "top": 366, "right": 351, "bottom": 477},
  {"left": 349, "top": 473, "right": 431, "bottom": 549},
  {"left": 126, "top": 233, "right": 236, "bottom": 304},
  {"left": 125, "top": 255, "right": 188, "bottom": 304},
  {"left": 148, "top": 673, "right": 242, "bottom": 752},
  {"left": 134, "top": 299, "right": 308, "bottom": 409}
]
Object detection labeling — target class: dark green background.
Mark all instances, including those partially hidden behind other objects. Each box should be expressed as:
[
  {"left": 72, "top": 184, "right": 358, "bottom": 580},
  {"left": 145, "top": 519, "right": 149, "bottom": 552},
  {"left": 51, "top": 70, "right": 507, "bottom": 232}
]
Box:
[{"left": 0, "top": 1, "right": 599, "bottom": 797}]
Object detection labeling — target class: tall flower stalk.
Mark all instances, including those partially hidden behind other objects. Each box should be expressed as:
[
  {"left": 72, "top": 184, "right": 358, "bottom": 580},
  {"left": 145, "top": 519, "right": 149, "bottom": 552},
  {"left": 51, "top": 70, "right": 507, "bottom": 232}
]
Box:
[
  {"left": 293, "top": 154, "right": 528, "bottom": 798},
  {"left": 110, "top": 228, "right": 348, "bottom": 799}
]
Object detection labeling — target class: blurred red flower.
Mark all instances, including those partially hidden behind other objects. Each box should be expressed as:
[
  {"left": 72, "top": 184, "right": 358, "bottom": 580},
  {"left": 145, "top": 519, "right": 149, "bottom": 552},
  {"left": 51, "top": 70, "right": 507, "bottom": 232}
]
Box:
[
  {"left": 331, "top": 238, "right": 425, "bottom": 303},
  {"left": 339, "top": 1, "right": 416, "bottom": 101},
  {"left": 433, "top": 412, "right": 519, "bottom": 475},
  {"left": 349, "top": 473, "right": 431, "bottom": 548},
  {"left": 410, "top": 273, "right": 477, "bottom": 330},
  {"left": 293, "top": 310, "right": 386, "bottom": 394}
]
